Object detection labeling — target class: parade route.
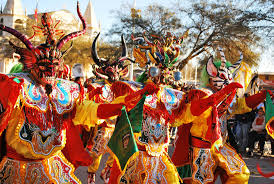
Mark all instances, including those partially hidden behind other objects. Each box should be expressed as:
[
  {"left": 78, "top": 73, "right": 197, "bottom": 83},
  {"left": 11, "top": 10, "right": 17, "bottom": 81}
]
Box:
[
  {"left": 75, "top": 142, "right": 274, "bottom": 184},
  {"left": 0, "top": 0, "right": 273, "bottom": 183}
]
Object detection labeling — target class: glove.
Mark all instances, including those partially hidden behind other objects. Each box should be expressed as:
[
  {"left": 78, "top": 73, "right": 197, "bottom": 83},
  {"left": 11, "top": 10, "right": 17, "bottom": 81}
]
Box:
[
  {"left": 97, "top": 103, "right": 124, "bottom": 119},
  {"left": 191, "top": 82, "right": 242, "bottom": 116},
  {"left": 245, "top": 90, "right": 270, "bottom": 109}
]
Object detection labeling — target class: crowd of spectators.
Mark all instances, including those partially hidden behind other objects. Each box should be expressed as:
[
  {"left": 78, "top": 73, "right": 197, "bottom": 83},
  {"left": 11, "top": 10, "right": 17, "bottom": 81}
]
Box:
[{"left": 232, "top": 105, "right": 273, "bottom": 157}]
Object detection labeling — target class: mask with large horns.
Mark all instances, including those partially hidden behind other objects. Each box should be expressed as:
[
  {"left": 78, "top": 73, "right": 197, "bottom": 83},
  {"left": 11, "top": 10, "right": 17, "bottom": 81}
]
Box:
[
  {"left": 0, "top": 1, "right": 86, "bottom": 86},
  {"left": 91, "top": 33, "right": 130, "bottom": 82},
  {"left": 206, "top": 47, "right": 243, "bottom": 91}
]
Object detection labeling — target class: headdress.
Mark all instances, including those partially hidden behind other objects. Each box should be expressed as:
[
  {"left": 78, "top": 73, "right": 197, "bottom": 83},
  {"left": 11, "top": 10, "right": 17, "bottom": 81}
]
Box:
[
  {"left": 132, "top": 32, "right": 185, "bottom": 84},
  {"left": 201, "top": 47, "right": 243, "bottom": 89},
  {"left": 0, "top": 2, "right": 86, "bottom": 71},
  {"left": 91, "top": 33, "right": 130, "bottom": 81}
]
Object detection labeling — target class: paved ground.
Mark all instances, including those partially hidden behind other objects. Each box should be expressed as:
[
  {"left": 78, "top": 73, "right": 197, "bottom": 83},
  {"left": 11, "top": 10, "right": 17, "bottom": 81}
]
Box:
[{"left": 75, "top": 141, "right": 274, "bottom": 184}]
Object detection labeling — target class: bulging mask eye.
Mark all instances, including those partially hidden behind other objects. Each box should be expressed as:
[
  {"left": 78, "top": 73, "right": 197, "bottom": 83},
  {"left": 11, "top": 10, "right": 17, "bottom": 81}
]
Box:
[
  {"left": 52, "top": 59, "right": 60, "bottom": 66},
  {"left": 174, "top": 71, "right": 181, "bottom": 81},
  {"left": 39, "top": 66, "right": 46, "bottom": 71},
  {"left": 149, "top": 66, "right": 160, "bottom": 77},
  {"left": 219, "top": 73, "right": 226, "bottom": 79}
]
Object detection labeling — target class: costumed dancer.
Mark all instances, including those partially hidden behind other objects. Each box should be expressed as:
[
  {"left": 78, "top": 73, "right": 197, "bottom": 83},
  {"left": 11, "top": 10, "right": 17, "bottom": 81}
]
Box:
[
  {"left": 85, "top": 33, "right": 133, "bottom": 184},
  {"left": 171, "top": 47, "right": 272, "bottom": 184},
  {"left": 108, "top": 33, "right": 242, "bottom": 184},
  {"left": 0, "top": 3, "right": 156, "bottom": 183}
]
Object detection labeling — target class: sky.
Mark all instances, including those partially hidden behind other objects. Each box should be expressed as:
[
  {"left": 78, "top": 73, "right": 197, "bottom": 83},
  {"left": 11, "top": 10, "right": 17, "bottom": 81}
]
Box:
[
  {"left": 4, "top": 0, "right": 173, "bottom": 33},
  {"left": 2, "top": 0, "right": 273, "bottom": 72}
]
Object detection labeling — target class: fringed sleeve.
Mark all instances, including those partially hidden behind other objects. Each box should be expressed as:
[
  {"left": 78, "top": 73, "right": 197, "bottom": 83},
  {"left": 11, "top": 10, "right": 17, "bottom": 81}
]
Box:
[
  {"left": 73, "top": 100, "right": 101, "bottom": 130},
  {"left": 0, "top": 74, "right": 23, "bottom": 136},
  {"left": 111, "top": 81, "right": 135, "bottom": 98},
  {"left": 172, "top": 104, "right": 198, "bottom": 127},
  {"left": 73, "top": 96, "right": 127, "bottom": 130},
  {"left": 171, "top": 89, "right": 210, "bottom": 127}
]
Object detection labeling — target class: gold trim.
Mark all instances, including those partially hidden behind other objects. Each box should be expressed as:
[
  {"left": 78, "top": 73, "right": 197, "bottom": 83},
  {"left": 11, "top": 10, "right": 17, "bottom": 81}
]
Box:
[{"left": 7, "top": 109, "right": 66, "bottom": 160}]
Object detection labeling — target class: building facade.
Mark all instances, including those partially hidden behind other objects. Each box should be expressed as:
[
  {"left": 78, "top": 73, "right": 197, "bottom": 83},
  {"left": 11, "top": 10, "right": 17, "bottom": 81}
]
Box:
[{"left": 0, "top": 0, "right": 100, "bottom": 73}]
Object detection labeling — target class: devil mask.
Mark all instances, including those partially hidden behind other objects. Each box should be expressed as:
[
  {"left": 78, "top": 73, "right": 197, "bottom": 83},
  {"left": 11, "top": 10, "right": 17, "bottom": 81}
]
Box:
[
  {"left": 132, "top": 32, "right": 185, "bottom": 85},
  {"left": 206, "top": 47, "right": 242, "bottom": 91},
  {"left": 91, "top": 33, "right": 130, "bottom": 82},
  {"left": 0, "top": 2, "right": 86, "bottom": 86}
]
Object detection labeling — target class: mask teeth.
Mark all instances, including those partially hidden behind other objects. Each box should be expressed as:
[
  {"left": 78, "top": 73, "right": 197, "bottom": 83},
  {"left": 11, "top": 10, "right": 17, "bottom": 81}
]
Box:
[
  {"left": 52, "top": 50, "right": 56, "bottom": 58},
  {"left": 34, "top": 50, "right": 41, "bottom": 59},
  {"left": 39, "top": 50, "right": 45, "bottom": 58},
  {"left": 46, "top": 50, "right": 50, "bottom": 58},
  {"left": 57, "top": 51, "right": 62, "bottom": 58},
  {"left": 56, "top": 50, "right": 59, "bottom": 58}
]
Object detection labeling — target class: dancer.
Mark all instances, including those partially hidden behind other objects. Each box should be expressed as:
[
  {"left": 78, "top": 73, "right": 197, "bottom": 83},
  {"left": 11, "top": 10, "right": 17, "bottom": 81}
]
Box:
[
  {"left": 108, "top": 33, "right": 242, "bottom": 184},
  {"left": 85, "top": 33, "right": 133, "bottom": 184},
  {"left": 172, "top": 47, "right": 271, "bottom": 184},
  {"left": 0, "top": 3, "right": 156, "bottom": 183}
]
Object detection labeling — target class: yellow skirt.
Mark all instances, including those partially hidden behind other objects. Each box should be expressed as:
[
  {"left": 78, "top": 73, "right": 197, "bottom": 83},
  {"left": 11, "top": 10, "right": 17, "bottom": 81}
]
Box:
[
  {"left": 0, "top": 151, "right": 81, "bottom": 184},
  {"left": 191, "top": 142, "right": 250, "bottom": 184},
  {"left": 120, "top": 151, "right": 180, "bottom": 184}
]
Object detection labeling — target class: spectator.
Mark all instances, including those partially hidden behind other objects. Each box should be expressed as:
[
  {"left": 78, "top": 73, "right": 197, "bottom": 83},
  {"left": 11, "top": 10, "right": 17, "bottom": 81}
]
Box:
[
  {"left": 247, "top": 107, "right": 266, "bottom": 156},
  {"left": 235, "top": 110, "right": 256, "bottom": 154}
]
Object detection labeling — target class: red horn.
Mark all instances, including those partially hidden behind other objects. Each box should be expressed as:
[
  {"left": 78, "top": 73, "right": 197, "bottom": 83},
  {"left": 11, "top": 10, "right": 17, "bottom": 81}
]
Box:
[
  {"left": 57, "top": 1, "right": 86, "bottom": 50},
  {"left": 0, "top": 25, "right": 34, "bottom": 50}
]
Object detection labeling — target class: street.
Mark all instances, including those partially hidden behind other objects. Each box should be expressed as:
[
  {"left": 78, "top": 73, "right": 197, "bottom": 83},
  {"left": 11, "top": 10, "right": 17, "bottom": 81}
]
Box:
[{"left": 75, "top": 141, "right": 274, "bottom": 184}]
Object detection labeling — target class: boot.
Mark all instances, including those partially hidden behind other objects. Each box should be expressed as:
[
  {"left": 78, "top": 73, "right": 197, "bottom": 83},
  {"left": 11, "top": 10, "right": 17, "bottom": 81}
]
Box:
[
  {"left": 87, "top": 172, "right": 96, "bottom": 184},
  {"left": 100, "top": 166, "right": 111, "bottom": 184}
]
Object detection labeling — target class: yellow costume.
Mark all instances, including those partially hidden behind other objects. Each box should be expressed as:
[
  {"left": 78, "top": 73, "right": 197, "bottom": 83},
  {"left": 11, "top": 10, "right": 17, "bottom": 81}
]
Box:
[
  {"left": 176, "top": 88, "right": 250, "bottom": 184},
  {"left": 0, "top": 74, "right": 104, "bottom": 184}
]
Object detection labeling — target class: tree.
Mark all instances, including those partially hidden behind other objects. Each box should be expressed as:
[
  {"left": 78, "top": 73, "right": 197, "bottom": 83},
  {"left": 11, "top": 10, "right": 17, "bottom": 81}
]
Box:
[
  {"left": 106, "top": 0, "right": 273, "bottom": 69},
  {"left": 176, "top": 0, "right": 273, "bottom": 69},
  {"left": 107, "top": 4, "right": 182, "bottom": 44},
  {"left": 63, "top": 37, "right": 121, "bottom": 67}
]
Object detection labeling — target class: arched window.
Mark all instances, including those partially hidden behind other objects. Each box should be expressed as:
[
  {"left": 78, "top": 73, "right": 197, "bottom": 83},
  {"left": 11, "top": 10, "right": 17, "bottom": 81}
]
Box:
[
  {"left": 14, "top": 19, "right": 24, "bottom": 31},
  {"left": 15, "top": 19, "right": 23, "bottom": 24}
]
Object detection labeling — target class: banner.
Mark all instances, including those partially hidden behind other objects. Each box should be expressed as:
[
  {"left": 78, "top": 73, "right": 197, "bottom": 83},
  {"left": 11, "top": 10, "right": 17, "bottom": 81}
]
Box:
[
  {"left": 265, "top": 92, "right": 274, "bottom": 138},
  {"left": 108, "top": 106, "right": 138, "bottom": 171}
]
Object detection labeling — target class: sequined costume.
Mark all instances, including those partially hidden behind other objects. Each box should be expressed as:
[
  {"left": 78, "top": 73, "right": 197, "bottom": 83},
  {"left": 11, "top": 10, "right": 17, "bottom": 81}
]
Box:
[
  {"left": 108, "top": 33, "right": 242, "bottom": 184},
  {"left": 172, "top": 47, "right": 271, "bottom": 184},
  {"left": 84, "top": 33, "right": 134, "bottom": 184},
  {"left": 0, "top": 3, "right": 148, "bottom": 183}
]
